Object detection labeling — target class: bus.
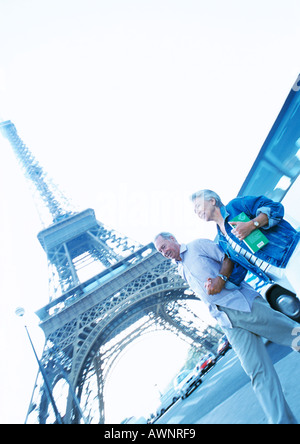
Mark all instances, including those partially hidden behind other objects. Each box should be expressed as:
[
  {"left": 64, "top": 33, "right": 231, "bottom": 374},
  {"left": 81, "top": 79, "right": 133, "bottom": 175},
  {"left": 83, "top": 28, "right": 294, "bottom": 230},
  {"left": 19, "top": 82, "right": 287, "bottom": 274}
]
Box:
[{"left": 238, "top": 74, "right": 300, "bottom": 322}]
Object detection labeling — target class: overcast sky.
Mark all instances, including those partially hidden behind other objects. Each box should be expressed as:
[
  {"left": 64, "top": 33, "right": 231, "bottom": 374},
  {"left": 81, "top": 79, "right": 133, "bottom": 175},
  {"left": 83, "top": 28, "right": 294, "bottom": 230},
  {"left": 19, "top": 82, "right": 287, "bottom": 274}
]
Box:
[{"left": 0, "top": 0, "right": 300, "bottom": 423}]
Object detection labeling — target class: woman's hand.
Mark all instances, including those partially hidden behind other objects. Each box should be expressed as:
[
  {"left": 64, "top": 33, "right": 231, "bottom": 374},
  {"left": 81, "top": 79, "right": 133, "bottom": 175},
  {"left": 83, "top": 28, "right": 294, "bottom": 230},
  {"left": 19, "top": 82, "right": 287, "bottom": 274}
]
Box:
[{"left": 230, "top": 221, "right": 254, "bottom": 241}]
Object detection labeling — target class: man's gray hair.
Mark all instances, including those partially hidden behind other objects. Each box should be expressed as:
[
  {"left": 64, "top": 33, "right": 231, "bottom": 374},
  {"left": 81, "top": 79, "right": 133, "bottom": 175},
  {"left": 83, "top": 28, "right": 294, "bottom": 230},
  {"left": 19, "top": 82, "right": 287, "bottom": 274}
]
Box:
[
  {"left": 154, "top": 232, "right": 176, "bottom": 243},
  {"left": 190, "top": 189, "right": 223, "bottom": 208}
]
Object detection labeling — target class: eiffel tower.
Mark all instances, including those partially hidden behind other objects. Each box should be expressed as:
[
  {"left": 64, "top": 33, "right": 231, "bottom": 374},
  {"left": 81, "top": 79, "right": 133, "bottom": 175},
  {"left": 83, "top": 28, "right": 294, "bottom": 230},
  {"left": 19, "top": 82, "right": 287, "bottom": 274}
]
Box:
[{"left": 0, "top": 120, "right": 222, "bottom": 424}]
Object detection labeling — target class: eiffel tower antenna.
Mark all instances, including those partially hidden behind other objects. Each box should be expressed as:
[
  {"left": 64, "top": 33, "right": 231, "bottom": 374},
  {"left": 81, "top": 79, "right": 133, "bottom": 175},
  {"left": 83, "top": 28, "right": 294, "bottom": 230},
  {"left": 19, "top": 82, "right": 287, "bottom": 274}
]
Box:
[{"left": 0, "top": 120, "right": 75, "bottom": 227}]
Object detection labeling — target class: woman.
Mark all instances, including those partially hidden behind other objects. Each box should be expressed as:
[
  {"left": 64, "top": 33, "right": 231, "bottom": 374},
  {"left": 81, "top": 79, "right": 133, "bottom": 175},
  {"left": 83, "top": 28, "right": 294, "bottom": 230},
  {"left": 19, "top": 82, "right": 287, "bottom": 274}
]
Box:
[{"left": 191, "top": 189, "right": 300, "bottom": 294}]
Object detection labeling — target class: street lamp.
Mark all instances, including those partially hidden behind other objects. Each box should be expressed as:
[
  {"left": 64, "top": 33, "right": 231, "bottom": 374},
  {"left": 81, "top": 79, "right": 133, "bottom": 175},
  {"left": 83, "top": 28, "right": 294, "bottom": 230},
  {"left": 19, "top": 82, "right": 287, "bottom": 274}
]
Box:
[{"left": 15, "top": 307, "right": 63, "bottom": 424}]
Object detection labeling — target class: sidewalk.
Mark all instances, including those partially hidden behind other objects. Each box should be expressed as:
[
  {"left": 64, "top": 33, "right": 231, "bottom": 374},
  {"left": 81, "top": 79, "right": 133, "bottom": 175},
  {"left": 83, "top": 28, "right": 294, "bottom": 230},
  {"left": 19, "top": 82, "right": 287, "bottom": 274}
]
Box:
[{"left": 196, "top": 351, "right": 300, "bottom": 424}]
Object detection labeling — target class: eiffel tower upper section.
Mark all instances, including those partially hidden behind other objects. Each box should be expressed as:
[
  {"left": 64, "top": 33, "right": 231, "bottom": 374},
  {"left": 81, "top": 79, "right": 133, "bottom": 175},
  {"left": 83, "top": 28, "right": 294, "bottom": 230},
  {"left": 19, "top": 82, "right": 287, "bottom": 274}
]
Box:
[
  {"left": 0, "top": 120, "right": 75, "bottom": 226},
  {"left": 0, "top": 120, "right": 142, "bottom": 301}
]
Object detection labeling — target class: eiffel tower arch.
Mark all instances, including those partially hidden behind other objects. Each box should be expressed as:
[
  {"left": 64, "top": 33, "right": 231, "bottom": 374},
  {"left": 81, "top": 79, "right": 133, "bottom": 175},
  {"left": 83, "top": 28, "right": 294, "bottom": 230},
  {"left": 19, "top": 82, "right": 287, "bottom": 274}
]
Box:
[
  {"left": 33, "top": 242, "right": 203, "bottom": 424},
  {"left": 0, "top": 120, "right": 222, "bottom": 424}
]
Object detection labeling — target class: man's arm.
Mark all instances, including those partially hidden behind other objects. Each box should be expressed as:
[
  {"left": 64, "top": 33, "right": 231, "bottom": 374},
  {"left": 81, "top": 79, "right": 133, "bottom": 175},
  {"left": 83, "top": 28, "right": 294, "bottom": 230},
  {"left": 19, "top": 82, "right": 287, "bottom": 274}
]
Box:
[{"left": 205, "top": 255, "right": 234, "bottom": 295}]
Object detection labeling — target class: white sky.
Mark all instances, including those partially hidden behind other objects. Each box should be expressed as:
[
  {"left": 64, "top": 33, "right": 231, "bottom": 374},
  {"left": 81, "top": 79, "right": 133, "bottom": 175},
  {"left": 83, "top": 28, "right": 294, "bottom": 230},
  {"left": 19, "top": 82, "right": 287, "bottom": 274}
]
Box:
[{"left": 0, "top": 0, "right": 299, "bottom": 424}]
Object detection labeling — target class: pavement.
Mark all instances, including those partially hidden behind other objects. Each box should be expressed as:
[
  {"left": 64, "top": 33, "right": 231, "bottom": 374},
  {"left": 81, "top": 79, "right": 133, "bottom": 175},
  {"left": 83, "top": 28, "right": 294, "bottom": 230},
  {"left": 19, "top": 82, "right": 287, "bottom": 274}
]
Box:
[{"left": 196, "top": 351, "right": 300, "bottom": 424}]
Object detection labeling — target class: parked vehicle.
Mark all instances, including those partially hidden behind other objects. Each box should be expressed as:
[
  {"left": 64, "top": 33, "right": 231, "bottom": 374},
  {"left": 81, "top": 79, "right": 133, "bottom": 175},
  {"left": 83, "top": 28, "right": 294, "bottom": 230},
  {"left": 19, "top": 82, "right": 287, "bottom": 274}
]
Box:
[
  {"left": 173, "top": 368, "right": 202, "bottom": 399},
  {"left": 264, "top": 283, "right": 300, "bottom": 323},
  {"left": 155, "top": 387, "right": 179, "bottom": 417},
  {"left": 237, "top": 75, "right": 300, "bottom": 323},
  {"left": 217, "top": 335, "right": 231, "bottom": 356},
  {"left": 247, "top": 272, "right": 300, "bottom": 323},
  {"left": 195, "top": 353, "right": 216, "bottom": 375}
]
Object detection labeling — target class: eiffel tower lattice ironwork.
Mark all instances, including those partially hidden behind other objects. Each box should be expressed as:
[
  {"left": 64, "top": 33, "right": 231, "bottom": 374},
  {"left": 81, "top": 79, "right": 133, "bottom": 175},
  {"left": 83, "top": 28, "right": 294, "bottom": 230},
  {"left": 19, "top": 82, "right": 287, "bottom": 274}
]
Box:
[{"left": 0, "top": 120, "right": 222, "bottom": 424}]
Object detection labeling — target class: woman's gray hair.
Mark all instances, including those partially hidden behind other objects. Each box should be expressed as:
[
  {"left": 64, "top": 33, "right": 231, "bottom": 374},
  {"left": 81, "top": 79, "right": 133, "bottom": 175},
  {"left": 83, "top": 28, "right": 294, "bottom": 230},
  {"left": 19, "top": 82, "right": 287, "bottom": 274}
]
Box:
[{"left": 190, "top": 189, "right": 223, "bottom": 208}]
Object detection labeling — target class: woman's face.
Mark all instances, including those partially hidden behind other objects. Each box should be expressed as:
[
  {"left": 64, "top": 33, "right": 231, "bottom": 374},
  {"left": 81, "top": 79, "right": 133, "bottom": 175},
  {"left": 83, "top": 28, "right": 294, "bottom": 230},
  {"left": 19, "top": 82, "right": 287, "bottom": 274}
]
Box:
[{"left": 193, "top": 197, "right": 217, "bottom": 222}]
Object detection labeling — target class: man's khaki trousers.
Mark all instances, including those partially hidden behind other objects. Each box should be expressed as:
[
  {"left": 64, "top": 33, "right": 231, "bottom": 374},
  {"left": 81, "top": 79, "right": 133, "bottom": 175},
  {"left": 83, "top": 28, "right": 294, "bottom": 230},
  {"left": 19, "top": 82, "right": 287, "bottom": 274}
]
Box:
[{"left": 220, "top": 296, "right": 299, "bottom": 424}]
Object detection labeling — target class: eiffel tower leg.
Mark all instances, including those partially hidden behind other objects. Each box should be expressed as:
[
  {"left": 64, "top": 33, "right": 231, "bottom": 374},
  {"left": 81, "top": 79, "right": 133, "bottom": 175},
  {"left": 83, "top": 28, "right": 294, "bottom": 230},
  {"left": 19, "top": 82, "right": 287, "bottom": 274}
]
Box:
[
  {"left": 93, "top": 354, "right": 105, "bottom": 424},
  {"left": 54, "top": 360, "right": 88, "bottom": 424}
]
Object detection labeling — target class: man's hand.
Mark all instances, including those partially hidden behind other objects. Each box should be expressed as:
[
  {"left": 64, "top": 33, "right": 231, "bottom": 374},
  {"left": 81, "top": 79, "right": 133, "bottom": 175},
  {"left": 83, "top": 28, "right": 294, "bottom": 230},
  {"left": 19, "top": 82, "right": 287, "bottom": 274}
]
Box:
[
  {"left": 205, "top": 276, "right": 226, "bottom": 295},
  {"left": 205, "top": 255, "right": 234, "bottom": 295}
]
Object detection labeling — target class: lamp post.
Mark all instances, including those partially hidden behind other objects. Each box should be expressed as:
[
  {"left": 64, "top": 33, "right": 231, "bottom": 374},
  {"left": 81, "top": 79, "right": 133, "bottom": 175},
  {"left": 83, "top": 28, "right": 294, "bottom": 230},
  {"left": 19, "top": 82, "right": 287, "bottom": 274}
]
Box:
[{"left": 15, "top": 307, "right": 63, "bottom": 424}]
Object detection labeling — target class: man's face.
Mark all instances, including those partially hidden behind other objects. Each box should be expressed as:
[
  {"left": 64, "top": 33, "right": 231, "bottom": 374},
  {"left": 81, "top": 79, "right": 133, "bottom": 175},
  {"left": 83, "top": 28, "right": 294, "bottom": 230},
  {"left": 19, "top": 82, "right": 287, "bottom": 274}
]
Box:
[
  {"left": 154, "top": 235, "right": 181, "bottom": 261},
  {"left": 193, "top": 197, "right": 216, "bottom": 221}
]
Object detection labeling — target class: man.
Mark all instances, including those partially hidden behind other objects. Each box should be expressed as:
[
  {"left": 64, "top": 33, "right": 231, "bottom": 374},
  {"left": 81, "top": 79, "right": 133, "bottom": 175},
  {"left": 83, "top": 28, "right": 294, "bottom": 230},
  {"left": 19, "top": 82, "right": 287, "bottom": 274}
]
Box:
[
  {"left": 154, "top": 232, "right": 299, "bottom": 424},
  {"left": 190, "top": 190, "right": 300, "bottom": 294}
]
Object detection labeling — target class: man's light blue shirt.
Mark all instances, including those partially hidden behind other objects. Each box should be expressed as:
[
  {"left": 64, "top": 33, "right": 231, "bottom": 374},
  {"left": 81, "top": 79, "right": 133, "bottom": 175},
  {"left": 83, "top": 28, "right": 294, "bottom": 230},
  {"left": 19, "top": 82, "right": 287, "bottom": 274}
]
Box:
[{"left": 176, "top": 239, "right": 258, "bottom": 328}]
